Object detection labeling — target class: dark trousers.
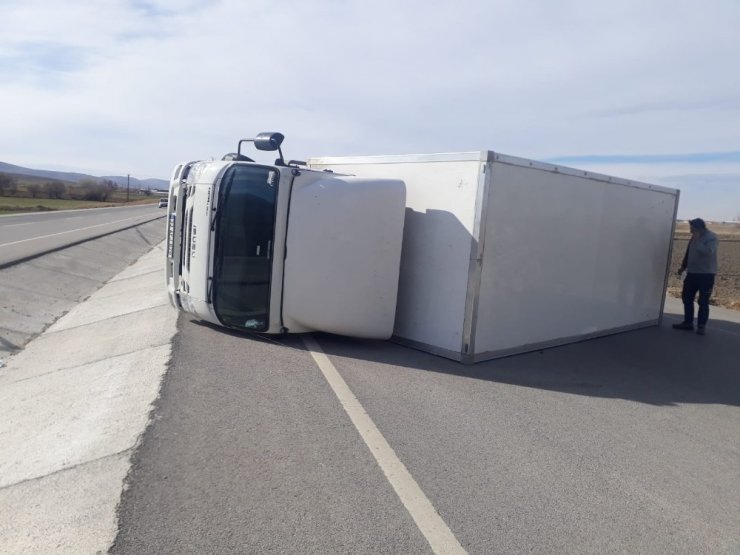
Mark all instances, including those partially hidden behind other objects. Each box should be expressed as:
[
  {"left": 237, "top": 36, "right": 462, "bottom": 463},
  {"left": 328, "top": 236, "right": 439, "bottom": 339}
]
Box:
[{"left": 681, "top": 273, "right": 715, "bottom": 327}]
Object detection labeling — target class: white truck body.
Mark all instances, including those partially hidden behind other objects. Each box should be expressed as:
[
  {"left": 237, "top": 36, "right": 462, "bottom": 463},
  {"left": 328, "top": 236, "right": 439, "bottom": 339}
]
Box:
[
  {"left": 308, "top": 152, "right": 680, "bottom": 362},
  {"left": 166, "top": 159, "right": 406, "bottom": 339}
]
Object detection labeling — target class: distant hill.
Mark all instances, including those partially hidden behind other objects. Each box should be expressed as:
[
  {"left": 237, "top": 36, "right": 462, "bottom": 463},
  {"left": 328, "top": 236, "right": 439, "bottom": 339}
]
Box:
[{"left": 0, "top": 161, "right": 168, "bottom": 191}]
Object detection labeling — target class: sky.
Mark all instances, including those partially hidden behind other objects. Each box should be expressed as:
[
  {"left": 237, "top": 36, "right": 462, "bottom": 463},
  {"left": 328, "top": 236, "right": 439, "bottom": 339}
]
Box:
[{"left": 1, "top": 0, "right": 739, "bottom": 221}]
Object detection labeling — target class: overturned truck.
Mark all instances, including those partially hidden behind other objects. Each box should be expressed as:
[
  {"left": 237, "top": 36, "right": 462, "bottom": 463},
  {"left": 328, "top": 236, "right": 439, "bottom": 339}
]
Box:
[{"left": 166, "top": 133, "right": 679, "bottom": 362}]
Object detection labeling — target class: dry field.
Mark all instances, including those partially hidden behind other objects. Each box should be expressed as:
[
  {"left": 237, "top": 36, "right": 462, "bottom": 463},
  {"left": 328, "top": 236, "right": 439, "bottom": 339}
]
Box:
[{"left": 667, "top": 221, "right": 740, "bottom": 310}]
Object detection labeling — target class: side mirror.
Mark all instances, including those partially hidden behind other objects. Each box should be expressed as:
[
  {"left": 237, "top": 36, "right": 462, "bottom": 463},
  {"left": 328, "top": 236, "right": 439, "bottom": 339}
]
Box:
[
  {"left": 235, "top": 132, "right": 287, "bottom": 166},
  {"left": 253, "top": 132, "right": 284, "bottom": 152}
]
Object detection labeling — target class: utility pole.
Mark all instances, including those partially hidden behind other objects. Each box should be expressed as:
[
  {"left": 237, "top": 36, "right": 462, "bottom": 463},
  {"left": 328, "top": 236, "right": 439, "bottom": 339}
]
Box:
[{"left": 126, "top": 174, "right": 130, "bottom": 202}]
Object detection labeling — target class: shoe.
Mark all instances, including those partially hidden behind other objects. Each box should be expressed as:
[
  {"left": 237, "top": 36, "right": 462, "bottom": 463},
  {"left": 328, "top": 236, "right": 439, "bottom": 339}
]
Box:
[
  {"left": 696, "top": 327, "right": 706, "bottom": 336},
  {"left": 672, "top": 322, "right": 694, "bottom": 331}
]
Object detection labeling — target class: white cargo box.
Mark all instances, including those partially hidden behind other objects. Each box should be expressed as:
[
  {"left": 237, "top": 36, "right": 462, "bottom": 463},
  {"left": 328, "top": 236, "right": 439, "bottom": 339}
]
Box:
[{"left": 309, "top": 152, "right": 680, "bottom": 363}]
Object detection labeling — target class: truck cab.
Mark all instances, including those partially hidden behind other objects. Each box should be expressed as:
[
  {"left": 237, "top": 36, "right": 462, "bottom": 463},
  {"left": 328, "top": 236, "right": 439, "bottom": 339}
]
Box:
[{"left": 166, "top": 133, "right": 406, "bottom": 339}]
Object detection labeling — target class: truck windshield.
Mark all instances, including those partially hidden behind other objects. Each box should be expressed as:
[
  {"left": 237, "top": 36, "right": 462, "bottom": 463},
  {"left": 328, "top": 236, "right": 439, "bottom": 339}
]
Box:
[{"left": 213, "top": 165, "right": 278, "bottom": 331}]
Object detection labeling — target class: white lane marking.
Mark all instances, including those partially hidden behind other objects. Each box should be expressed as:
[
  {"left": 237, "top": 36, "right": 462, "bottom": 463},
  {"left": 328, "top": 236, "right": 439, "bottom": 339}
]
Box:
[
  {"left": 2, "top": 222, "right": 34, "bottom": 228},
  {"left": 0, "top": 215, "right": 152, "bottom": 247},
  {"left": 302, "top": 335, "right": 468, "bottom": 555}
]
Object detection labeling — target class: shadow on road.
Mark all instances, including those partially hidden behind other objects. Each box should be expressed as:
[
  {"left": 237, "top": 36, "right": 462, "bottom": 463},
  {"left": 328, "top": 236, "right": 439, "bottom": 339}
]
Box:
[
  {"left": 311, "top": 313, "right": 740, "bottom": 408},
  {"left": 191, "top": 310, "right": 740, "bottom": 408}
]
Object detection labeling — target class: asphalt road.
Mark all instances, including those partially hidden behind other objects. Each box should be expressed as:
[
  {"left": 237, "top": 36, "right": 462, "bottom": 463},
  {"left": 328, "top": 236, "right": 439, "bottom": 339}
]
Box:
[
  {"left": 1, "top": 217, "right": 737, "bottom": 553},
  {"left": 0, "top": 204, "right": 165, "bottom": 267},
  {"left": 113, "top": 303, "right": 740, "bottom": 554},
  {"left": 2, "top": 231, "right": 738, "bottom": 553}
]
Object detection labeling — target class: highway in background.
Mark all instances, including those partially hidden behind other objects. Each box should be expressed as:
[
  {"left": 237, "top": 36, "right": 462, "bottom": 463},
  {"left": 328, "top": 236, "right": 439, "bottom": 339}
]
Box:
[{"left": 0, "top": 204, "right": 166, "bottom": 267}]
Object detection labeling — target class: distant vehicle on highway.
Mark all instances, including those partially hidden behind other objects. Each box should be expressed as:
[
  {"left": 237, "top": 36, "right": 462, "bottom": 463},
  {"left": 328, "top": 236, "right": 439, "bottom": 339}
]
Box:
[{"left": 158, "top": 198, "right": 168, "bottom": 208}]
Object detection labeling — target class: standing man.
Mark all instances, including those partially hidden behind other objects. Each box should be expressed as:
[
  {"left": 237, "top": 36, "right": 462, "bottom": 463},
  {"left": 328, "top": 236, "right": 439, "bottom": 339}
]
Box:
[{"left": 673, "top": 218, "right": 719, "bottom": 335}]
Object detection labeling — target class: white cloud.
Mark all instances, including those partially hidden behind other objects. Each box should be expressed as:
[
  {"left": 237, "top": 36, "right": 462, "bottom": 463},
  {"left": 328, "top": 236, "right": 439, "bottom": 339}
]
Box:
[{"left": 0, "top": 0, "right": 739, "bottom": 219}]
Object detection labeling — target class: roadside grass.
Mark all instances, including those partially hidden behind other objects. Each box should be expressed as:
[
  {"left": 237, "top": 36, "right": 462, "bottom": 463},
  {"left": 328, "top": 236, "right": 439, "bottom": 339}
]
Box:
[
  {"left": 0, "top": 195, "right": 159, "bottom": 214},
  {"left": 0, "top": 177, "right": 165, "bottom": 214}
]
